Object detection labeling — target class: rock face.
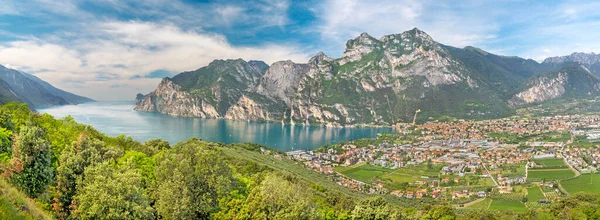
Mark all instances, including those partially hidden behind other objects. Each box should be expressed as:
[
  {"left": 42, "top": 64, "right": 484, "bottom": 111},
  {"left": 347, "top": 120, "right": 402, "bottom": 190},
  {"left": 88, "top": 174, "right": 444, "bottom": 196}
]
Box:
[
  {"left": 136, "top": 28, "right": 600, "bottom": 125},
  {"left": 134, "top": 78, "right": 220, "bottom": 117},
  {"left": 510, "top": 72, "right": 568, "bottom": 105},
  {"left": 255, "top": 60, "right": 309, "bottom": 105},
  {"left": 0, "top": 64, "right": 93, "bottom": 108},
  {"left": 509, "top": 64, "right": 600, "bottom": 106}
]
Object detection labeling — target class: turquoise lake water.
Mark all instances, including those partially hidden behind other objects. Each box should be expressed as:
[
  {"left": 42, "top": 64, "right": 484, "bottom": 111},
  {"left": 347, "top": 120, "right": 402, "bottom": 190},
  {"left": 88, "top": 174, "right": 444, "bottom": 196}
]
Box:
[{"left": 37, "top": 102, "right": 392, "bottom": 151}]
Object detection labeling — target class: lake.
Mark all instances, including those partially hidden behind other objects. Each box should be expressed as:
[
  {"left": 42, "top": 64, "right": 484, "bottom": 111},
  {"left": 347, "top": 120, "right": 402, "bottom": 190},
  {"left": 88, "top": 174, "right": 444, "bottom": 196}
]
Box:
[{"left": 37, "top": 102, "right": 392, "bottom": 151}]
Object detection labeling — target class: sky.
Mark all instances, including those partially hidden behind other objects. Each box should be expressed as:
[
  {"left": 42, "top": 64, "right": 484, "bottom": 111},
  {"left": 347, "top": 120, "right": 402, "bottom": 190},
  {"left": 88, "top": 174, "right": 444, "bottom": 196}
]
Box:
[{"left": 0, "top": 0, "right": 599, "bottom": 101}]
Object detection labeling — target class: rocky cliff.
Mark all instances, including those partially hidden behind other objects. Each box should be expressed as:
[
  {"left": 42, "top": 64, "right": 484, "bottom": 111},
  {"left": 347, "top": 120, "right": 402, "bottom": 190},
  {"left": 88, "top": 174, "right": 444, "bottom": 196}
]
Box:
[
  {"left": 509, "top": 64, "right": 600, "bottom": 106},
  {"left": 135, "top": 28, "right": 600, "bottom": 125}
]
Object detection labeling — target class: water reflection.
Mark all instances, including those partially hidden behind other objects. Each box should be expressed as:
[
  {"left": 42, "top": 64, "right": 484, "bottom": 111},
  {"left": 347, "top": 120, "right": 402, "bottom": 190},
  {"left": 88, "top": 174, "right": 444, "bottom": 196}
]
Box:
[{"left": 38, "top": 102, "right": 392, "bottom": 151}]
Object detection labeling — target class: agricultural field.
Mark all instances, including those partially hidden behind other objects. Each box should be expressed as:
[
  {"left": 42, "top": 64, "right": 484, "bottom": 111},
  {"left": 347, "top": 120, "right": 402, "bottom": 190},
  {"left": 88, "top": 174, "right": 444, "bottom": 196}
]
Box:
[
  {"left": 336, "top": 164, "right": 394, "bottom": 183},
  {"left": 336, "top": 164, "right": 444, "bottom": 190},
  {"left": 464, "top": 198, "right": 492, "bottom": 210},
  {"left": 496, "top": 163, "right": 527, "bottom": 178},
  {"left": 533, "top": 158, "right": 567, "bottom": 168},
  {"left": 488, "top": 200, "right": 527, "bottom": 213},
  {"left": 379, "top": 165, "right": 443, "bottom": 189},
  {"left": 528, "top": 169, "right": 575, "bottom": 182},
  {"left": 526, "top": 186, "right": 546, "bottom": 201},
  {"left": 561, "top": 174, "right": 600, "bottom": 194}
]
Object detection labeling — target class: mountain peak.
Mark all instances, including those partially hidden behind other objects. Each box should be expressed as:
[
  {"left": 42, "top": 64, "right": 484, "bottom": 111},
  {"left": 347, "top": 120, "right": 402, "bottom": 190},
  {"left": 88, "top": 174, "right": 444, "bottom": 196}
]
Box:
[
  {"left": 346, "top": 32, "right": 378, "bottom": 48},
  {"left": 309, "top": 51, "right": 330, "bottom": 65},
  {"left": 403, "top": 27, "right": 433, "bottom": 41}
]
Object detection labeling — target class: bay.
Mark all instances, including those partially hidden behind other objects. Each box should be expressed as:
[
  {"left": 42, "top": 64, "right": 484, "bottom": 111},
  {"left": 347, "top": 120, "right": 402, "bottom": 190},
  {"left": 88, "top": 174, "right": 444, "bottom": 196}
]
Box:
[{"left": 37, "top": 102, "right": 392, "bottom": 151}]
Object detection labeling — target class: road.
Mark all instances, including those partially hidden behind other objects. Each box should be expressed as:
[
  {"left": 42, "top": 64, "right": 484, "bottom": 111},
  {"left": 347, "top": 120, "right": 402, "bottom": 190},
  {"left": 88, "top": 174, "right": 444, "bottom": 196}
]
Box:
[
  {"left": 480, "top": 159, "right": 499, "bottom": 187},
  {"left": 559, "top": 133, "right": 581, "bottom": 177}
]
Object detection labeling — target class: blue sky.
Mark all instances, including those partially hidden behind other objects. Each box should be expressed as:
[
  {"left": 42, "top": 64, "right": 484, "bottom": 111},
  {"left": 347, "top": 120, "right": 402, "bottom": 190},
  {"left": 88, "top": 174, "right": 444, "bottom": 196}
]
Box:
[{"left": 0, "top": 0, "right": 599, "bottom": 100}]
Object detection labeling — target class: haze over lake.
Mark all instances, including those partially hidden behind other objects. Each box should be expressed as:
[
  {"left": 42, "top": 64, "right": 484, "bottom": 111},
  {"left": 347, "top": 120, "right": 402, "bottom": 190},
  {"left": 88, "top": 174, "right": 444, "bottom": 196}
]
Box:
[{"left": 37, "top": 102, "right": 392, "bottom": 151}]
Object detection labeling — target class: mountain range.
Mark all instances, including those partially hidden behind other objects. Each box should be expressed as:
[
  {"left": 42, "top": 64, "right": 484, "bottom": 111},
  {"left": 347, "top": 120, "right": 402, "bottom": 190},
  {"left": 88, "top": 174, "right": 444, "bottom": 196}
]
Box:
[
  {"left": 135, "top": 28, "right": 600, "bottom": 126},
  {"left": 0, "top": 65, "right": 93, "bottom": 108}
]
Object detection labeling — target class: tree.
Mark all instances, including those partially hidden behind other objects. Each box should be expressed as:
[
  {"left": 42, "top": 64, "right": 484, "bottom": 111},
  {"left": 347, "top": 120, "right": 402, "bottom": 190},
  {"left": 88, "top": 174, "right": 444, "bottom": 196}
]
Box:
[
  {"left": 421, "top": 206, "right": 457, "bottom": 220},
  {"left": 54, "top": 135, "right": 123, "bottom": 218},
  {"left": 153, "top": 139, "right": 234, "bottom": 219},
  {"left": 144, "top": 138, "right": 170, "bottom": 154},
  {"left": 350, "top": 197, "right": 401, "bottom": 220},
  {"left": 72, "top": 161, "right": 155, "bottom": 220},
  {"left": 242, "top": 174, "right": 319, "bottom": 219},
  {"left": 0, "top": 127, "right": 13, "bottom": 155},
  {"left": 9, "top": 125, "right": 53, "bottom": 197}
]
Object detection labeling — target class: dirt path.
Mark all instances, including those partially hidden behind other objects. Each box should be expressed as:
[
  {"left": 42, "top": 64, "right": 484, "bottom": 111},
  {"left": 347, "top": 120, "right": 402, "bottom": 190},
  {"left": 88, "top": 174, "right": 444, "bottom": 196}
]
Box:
[{"left": 458, "top": 198, "right": 486, "bottom": 208}]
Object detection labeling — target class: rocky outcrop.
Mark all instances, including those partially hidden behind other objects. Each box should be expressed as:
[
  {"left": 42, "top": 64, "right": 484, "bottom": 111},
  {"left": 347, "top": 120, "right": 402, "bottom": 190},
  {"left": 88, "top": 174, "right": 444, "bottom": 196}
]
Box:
[
  {"left": 510, "top": 72, "right": 568, "bottom": 106},
  {"left": 224, "top": 95, "right": 272, "bottom": 121},
  {"left": 134, "top": 78, "right": 220, "bottom": 117},
  {"left": 255, "top": 60, "right": 309, "bottom": 105},
  {"left": 509, "top": 64, "right": 600, "bottom": 106},
  {"left": 135, "top": 93, "right": 144, "bottom": 105}
]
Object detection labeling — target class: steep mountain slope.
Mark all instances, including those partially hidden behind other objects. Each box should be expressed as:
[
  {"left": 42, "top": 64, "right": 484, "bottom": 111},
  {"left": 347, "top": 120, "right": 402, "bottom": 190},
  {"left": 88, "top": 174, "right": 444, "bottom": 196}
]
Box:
[
  {"left": 509, "top": 64, "right": 600, "bottom": 106},
  {"left": 0, "top": 78, "right": 25, "bottom": 105},
  {"left": 135, "top": 59, "right": 269, "bottom": 117},
  {"left": 21, "top": 72, "right": 93, "bottom": 104},
  {"left": 136, "top": 28, "right": 600, "bottom": 125},
  {"left": 444, "top": 46, "right": 554, "bottom": 99},
  {"left": 288, "top": 29, "right": 511, "bottom": 125},
  {"left": 0, "top": 65, "right": 93, "bottom": 108}
]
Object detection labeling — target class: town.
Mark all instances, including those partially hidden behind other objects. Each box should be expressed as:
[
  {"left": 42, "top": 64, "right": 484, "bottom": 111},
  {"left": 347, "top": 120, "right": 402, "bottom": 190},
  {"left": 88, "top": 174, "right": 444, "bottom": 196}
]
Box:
[{"left": 262, "top": 112, "right": 600, "bottom": 210}]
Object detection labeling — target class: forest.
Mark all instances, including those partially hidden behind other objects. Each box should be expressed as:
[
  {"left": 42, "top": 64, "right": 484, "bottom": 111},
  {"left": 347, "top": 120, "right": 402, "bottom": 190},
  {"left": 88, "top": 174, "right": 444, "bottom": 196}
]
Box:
[{"left": 1, "top": 102, "right": 600, "bottom": 220}]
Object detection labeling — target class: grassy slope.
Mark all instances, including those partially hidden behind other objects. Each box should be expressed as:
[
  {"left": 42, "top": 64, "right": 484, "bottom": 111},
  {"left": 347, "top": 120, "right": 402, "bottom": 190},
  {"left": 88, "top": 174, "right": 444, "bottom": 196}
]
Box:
[
  {"left": 217, "top": 145, "right": 439, "bottom": 208},
  {"left": 0, "top": 178, "right": 52, "bottom": 220},
  {"left": 217, "top": 146, "right": 366, "bottom": 199}
]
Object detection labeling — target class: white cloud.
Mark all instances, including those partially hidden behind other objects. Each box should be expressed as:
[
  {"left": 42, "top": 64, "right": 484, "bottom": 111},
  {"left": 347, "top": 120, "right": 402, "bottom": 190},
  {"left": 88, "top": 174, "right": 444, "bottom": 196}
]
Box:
[
  {"left": 0, "top": 21, "right": 310, "bottom": 101},
  {"left": 215, "top": 5, "right": 245, "bottom": 27}
]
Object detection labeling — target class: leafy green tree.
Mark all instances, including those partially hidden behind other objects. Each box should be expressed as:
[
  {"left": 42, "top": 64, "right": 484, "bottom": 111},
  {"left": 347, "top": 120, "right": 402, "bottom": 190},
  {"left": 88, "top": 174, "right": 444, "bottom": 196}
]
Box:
[
  {"left": 143, "top": 139, "right": 170, "bottom": 155},
  {"left": 0, "top": 127, "right": 13, "bottom": 155},
  {"left": 54, "top": 135, "right": 123, "bottom": 218},
  {"left": 9, "top": 125, "right": 53, "bottom": 197},
  {"left": 0, "top": 103, "right": 31, "bottom": 131},
  {"left": 72, "top": 161, "right": 155, "bottom": 220},
  {"left": 153, "top": 139, "right": 234, "bottom": 219},
  {"left": 242, "top": 174, "right": 319, "bottom": 219},
  {"left": 421, "top": 206, "right": 456, "bottom": 220},
  {"left": 350, "top": 197, "right": 401, "bottom": 220},
  {"left": 117, "top": 151, "right": 155, "bottom": 188}
]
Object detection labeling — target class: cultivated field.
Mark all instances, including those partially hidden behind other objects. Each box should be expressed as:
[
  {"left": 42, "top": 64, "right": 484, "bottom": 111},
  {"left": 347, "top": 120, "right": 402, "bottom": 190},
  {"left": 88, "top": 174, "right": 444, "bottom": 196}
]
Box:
[
  {"left": 526, "top": 186, "right": 546, "bottom": 201},
  {"left": 561, "top": 174, "right": 600, "bottom": 194},
  {"left": 528, "top": 169, "right": 575, "bottom": 182},
  {"left": 533, "top": 158, "right": 567, "bottom": 168},
  {"left": 488, "top": 199, "right": 527, "bottom": 212},
  {"left": 337, "top": 164, "right": 393, "bottom": 183},
  {"left": 465, "top": 198, "right": 492, "bottom": 210}
]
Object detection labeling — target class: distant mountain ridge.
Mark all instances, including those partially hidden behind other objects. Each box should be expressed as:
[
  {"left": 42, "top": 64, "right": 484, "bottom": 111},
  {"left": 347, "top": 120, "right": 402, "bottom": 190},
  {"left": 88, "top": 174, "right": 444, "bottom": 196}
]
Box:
[
  {"left": 543, "top": 52, "right": 600, "bottom": 78},
  {"left": 0, "top": 64, "right": 94, "bottom": 108},
  {"left": 136, "top": 28, "right": 600, "bottom": 125}
]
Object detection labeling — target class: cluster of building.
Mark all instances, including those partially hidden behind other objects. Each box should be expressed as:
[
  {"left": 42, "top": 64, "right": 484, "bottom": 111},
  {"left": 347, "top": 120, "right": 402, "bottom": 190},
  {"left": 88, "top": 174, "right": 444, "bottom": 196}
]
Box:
[{"left": 281, "top": 113, "right": 600, "bottom": 199}]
